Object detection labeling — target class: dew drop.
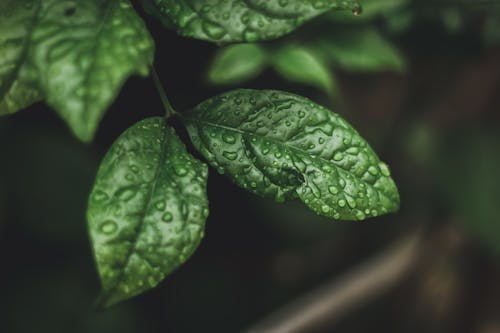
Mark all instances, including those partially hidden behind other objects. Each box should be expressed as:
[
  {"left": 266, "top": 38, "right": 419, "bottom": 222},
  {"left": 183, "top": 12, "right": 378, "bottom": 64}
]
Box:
[
  {"left": 379, "top": 162, "right": 391, "bottom": 176},
  {"left": 92, "top": 190, "right": 108, "bottom": 202},
  {"left": 333, "top": 152, "right": 344, "bottom": 161},
  {"left": 162, "top": 212, "right": 173, "bottom": 222},
  {"left": 355, "top": 210, "right": 366, "bottom": 220},
  {"left": 155, "top": 201, "right": 165, "bottom": 211},
  {"left": 321, "top": 205, "right": 331, "bottom": 214},
  {"left": 100, "top": 220, "right": 118, "bottom": 234},
  {"left": 328, "top": 186, "right": 339, "bottom": 194},
  {"left": 338, "top": 199, "right": 346, "bottom": 207},
  {"left": 346, "top": 196, "right": 357, "bottom": 209},
  {"left": 175, "top": 165, "right": 188, "bottom": 176},
  {"left": 368, "top": 166, "right": 378, "bottom": 176},
  {"left": 223, "top": 151, "right": 238, "bottom": 161},
  {"left": 202, "top": 21, "right": 226, "bottom": 39},
  {"left": 222, "top": 133, "right": 236, "bottom": 144}
]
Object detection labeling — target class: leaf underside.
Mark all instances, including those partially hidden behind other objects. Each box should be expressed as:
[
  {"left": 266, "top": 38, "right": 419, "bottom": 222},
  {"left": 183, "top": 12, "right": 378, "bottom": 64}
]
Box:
[
  {"left": 87, "top": 117, "right": 209, "bottom": 307},
  {"left": 182, "top": 89, "right": 399, "bottom": 221},
  {"left": 142, "top": 0, "right": 360, "bottom": 43}
]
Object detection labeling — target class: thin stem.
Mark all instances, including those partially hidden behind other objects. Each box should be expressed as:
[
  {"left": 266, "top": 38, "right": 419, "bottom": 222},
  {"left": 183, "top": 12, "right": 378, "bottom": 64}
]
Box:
[{"left": 151, "top": 67, "right": 177, "bottom": 118}]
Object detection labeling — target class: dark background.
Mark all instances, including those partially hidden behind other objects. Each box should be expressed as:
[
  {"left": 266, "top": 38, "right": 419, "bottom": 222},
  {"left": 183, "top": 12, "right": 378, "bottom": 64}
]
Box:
[{"left": 1, "top": 1, "right": 500, "bottom": 332}]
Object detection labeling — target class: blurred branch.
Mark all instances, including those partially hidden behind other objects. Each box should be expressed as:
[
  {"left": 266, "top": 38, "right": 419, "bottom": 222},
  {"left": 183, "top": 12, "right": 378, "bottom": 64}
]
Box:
[{"left": 242, "top": 230, "right": 422, "bottom": 333}]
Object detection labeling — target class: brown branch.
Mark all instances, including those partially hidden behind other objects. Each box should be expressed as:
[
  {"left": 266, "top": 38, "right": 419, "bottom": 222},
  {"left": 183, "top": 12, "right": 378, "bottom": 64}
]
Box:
[{"left": 243, "top": 231, "right": 423, "bottom": 333}]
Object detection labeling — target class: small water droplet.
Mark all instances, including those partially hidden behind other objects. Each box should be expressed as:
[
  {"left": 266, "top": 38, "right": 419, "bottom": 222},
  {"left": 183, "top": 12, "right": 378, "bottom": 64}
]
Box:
[
  {"left": 155, "top": 201, "right": 165, "bottom": 211},
  {"left": 162, "top": 212, "right": 173, "bottom": 222},
  {"left": 333, "top": 152, "right": 344, "bottom": 161},
  {"left": 379, "top": 162, "right": 391, "bottom": 176},
  {"left": 175, "top": 166, "right": 188, "bottom": 176},
  {"left": 338, "top": 199, "right": 346, "bottom": 207},
  {"left": 346, "top": 196, "right": 357, "bottom": 209},
  {"left": 321, "top": 205, "right": 331, "bottom": 214},
  {"left": 368, "top": 166, "right": 378, "bottom": 176},
  {"left": 222, "top": 133, "right": 236, "bottom": 144},
  {"left": 223, "top": 151, "right": 238, "bottom": 161},
  {"left": 100, "top": 220, "right": 118, "bottom": 234},
  {"left": 92, "top": 190, "right": 108, "bottom": 202},
  {"left": 328, "top": 186, "right": 339, "bottom": 194}
]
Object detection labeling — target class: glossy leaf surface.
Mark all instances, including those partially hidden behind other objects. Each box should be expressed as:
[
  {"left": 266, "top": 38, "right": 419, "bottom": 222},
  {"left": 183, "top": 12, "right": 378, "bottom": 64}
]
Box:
[
  {"left": 0, "top": 0, "right": 42, "bottom": 115},
  {"left": 87, "top": 117, "right": 209, "bottom": 307},
  {"left": 182, "top": 89, "right": 399, "bottom": 221},
  {"left": 142, "top": 0, "right": 361, "bottom": 43},
  {"left": 29, "top": 0, "right": 155, "bottom": 142}
]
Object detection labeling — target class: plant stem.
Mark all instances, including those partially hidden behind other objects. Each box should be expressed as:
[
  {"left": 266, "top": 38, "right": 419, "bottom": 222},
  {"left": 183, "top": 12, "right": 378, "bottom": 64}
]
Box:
[{"left": 151, "top": 67, "right": 177, "bottom": 118}]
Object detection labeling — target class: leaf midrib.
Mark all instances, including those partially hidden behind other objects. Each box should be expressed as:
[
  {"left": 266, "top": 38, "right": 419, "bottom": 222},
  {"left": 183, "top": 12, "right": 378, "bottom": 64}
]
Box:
[
  {"left": 182, "top": 115, "right": 378, "bottom": 186},
  {"left": 104, "top": 119, "right": 169, "bottom": 302}
]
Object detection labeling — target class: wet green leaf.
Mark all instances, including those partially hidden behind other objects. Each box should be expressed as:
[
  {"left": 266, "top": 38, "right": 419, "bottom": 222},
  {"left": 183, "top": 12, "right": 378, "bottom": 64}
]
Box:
[
  {"left": 28, "top": 0, "right": 154, "bottom": 142},
  {"left": 208, "top": 44, "right": 267, "bottom": 85},
  {"left": 315, "top": 27, "right": 406, "bottom": 73},
  {"left": 272, "top": 45, "right": 336, "bottom": 95},
  {"left": 182, "top": 89, "right": 399, "bottom": 221},
  {"left": 0, "top": 0, "right": 42, "bottom": 115},
  {"left": 87, "top": 117, "right": 209, "bottom": 307},
  {"left": 142, "top": 0, "right": 361, "bottom": 43}
]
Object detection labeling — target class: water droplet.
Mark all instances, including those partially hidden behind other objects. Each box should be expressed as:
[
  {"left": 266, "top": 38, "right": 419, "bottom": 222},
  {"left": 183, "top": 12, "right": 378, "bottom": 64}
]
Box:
[
  {"left": 368, "top": 166, "right": 378, "bottom": 176},
  {"left": 328, "top": 186, "right": 339, "bottom": 194},
  {"left": 338, "top": 199, "right": 346, "bottom": 207},
  {"left": 100, "top": 220, "right": 118, "bottom": 234},
  {"left": 318, "top": 138, "right": 325, "bottom": 144},
  {"left": 379, "top": 163, "right": 391, "bottom": 176},
  {"left": 202, "top": 21, "right": 226, "bottom": 39},
  {"left": 155, "top": 201, "right": 165, "bottom": 211},
  {"left": 223, "top": 151, "right": 238, "bottom": 161},
  {"left": 202, "top": 208, "right": 209, "bottom": 218},
  {"left": 175, "top": 165, "right": 188, "bottom": 176},
  {"left": 222, "top": 133, "right": 236, "bottom": 144},
  {"left": 333, "top": 152, "right": 344, "bottom": 161},
  {"left": 355, "top": 210, "right": 366, "bottom": 220},
  {"left": 298, "top": 111, "right": 306, "bottom": 118},
  {"left": 92, "top": 190, "right": 108, "bottom": 202},
  {"left": 352, "top": 4, "right": 363, "bottom": 16},
  {"left": 162, "top": 212, "right": 173, "bottom": 222},
  {"left": 321, "top": 205, "right": 331, "bottom": 214},
  {"left": 346, "top": 196, "right": 357, "bottom": 209}
]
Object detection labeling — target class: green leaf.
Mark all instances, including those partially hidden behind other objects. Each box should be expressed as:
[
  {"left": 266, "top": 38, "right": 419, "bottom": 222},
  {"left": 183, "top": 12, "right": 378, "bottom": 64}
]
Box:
[
  {"left": 142, "top": 0, "right": 361, "bottom": 43},
  {"left": 28, "top": 0, "right": 155, "bottom": 142},
  {"left": 0, "top": 0, "right": 42, "bottom": 115},
  {"left": 87, "top": 117, "right": 209, "bottom": 307},
  {"left": 315, "top": 27, "right": 406, "bottom": 73},
  {"left": 208, "top": 44, "right": 267, "bottom": 85},
  {"left": 272, "top": 45, "right": 336, "bottom": 95},
  {"left": 182, "top": 89, "right": 399, "bottom": 221}
]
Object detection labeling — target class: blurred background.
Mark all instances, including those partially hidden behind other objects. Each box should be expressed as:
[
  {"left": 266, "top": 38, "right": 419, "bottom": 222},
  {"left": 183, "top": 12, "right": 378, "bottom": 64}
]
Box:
[{"left": 1, "top": 0, "right": 500, "bottom": 332}]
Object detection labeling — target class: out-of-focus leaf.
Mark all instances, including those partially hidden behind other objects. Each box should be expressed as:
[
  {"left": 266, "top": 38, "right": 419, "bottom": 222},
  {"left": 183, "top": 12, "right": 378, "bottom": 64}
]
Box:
[
  {"left": 87, "top": 118, "right": 209, "bottom": 307},
  {"left": 208, "top": 44, "right": 267, "bottom": 85},
  {"left": 182, "top": 89, "right": 400, "bottom": 221},
  {"left": 315, "top": 27, "right": 406, "bottom": 73},
  {"left": 272, "top": 45, "right": 336, "bottom": 95},
  {"left": 483, "top": 14, "right": 500, "bottom": 46},
  {"left": 0, "top": 0, "right": 42, "bottom": 115},
  {"left": 434, "top": 131, "right": 500, "bottom": 256},
  {"left": 141, "top": 0, "right": 361, "bottom": 43}
]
